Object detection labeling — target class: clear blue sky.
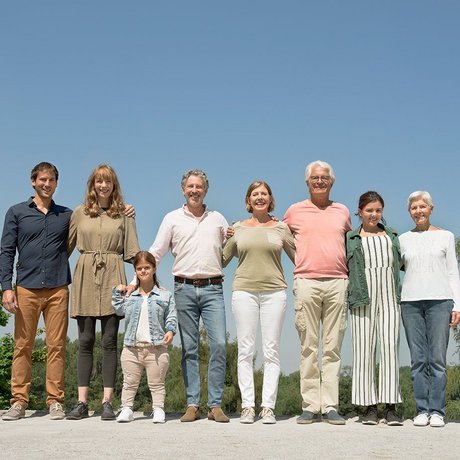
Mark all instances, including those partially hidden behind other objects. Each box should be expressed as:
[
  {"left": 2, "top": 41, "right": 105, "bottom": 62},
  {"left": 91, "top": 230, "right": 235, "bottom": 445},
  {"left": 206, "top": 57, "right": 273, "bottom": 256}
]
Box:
[{"left": 1, "top": 1, "right": 460, "bottom": 373}]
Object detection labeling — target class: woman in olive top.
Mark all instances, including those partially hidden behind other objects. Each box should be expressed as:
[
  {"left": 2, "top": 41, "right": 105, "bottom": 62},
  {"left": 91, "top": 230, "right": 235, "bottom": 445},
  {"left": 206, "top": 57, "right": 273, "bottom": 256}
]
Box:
[
  {"left": 223, "top": 180, "right": 295, "bottom": 425},
  {"left": 346, "top": 191, "right": 402, "bottom": 426},
  {"left": 67, "top": 164, "right": 140, "bottom": 420}
]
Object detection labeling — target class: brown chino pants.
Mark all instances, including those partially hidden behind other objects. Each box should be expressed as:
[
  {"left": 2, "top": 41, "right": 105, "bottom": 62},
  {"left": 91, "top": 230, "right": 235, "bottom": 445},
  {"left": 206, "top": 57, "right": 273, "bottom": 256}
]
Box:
[{"left": 12, "top": 286, "right": 69, "bottom": 407}]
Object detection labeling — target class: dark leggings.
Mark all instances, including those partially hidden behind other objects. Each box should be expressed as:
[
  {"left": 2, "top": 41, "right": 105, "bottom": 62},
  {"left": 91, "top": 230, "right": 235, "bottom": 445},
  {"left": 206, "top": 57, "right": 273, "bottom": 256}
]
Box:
[{"left": 76, "top": 315, "right": 120, "bottom": 388}]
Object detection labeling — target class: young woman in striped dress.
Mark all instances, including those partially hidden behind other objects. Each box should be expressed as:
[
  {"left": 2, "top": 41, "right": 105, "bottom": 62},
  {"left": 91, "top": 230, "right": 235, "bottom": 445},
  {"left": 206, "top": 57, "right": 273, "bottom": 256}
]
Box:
[{"left": 346, "top": 191, "right": 403, "bottom": 426}]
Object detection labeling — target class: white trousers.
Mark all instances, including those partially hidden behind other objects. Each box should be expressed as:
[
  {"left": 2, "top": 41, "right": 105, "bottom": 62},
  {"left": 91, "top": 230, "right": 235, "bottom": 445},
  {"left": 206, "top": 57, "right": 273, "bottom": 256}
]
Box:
[{"left": 232, "top": 290, "right": 287, "bottom": 409}]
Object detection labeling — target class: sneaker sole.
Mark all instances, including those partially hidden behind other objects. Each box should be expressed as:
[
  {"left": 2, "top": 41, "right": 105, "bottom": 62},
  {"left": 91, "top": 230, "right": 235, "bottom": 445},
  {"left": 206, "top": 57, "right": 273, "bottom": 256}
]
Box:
[
  {"left": 386, "top": 421, "right": 403, "bottom": 426},
  {"left": 296, "top": 418, "right": 320, "bottom": 424},
  {"left": 2, "top": 416, "right": 25, "bottom": 421},
  {"left": 325, "top": 420, "right": 346, "bottom": 425},
  {"left": 66, "top": 414, "right": 89, "bottom": 420},
  {"left": 362, "top": 420, "right": 379, "bottom": 425}
]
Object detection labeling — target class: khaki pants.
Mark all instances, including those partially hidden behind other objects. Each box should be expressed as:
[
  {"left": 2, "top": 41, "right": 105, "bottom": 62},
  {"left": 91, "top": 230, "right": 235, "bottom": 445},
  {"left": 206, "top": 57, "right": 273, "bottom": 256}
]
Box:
[
  {"left": 120, "top": 345, "right": 170, "bottom": 409},
  {"left": 12, "top": 286, "right": 69, "bottom": 407},
  {"left": 294, "top": 278, "right": 348, "bottom": 413}
]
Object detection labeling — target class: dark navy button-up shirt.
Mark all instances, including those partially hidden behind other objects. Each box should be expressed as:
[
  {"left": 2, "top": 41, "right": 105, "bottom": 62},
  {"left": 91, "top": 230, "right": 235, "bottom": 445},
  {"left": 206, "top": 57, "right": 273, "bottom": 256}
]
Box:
[{"left": 0, "top": 197, "right": 72, "bottom": 291}]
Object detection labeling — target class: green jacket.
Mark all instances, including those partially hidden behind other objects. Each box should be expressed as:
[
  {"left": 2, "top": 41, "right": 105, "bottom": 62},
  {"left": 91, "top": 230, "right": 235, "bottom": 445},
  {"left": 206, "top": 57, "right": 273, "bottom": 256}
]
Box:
[{"left": 346, "top": 224, "right": 401, "bottom": 309}]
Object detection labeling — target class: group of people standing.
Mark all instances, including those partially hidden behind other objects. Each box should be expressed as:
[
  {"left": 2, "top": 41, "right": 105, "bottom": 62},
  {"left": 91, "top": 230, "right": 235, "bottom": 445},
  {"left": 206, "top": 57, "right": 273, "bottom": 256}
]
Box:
[{"left": 1, "top": 160, "right": 459, "bottom": 429}]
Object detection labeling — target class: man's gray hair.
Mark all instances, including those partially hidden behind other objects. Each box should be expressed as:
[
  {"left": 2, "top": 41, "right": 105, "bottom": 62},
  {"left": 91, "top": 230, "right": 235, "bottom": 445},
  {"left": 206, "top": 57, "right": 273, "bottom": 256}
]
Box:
[
  {"left": 305, "top": 160, "right": 336, "bottom": 184},
  {"left": 181, "top": 169, "right": 209, "bottom": 191}
]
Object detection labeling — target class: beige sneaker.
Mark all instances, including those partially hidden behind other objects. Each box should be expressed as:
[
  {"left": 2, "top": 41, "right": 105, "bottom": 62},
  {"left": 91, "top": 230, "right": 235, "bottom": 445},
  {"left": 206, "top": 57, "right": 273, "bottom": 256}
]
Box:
[
  {"left": 259, "top": 407, "right": 276, "bottom": 424},
  {"left": 240, "top": 407, "right": 255, "bottom": 424},
  {"left": 49, "top": 402, "right": 65, "bottom": 420},
  {"left": 2, "top": 402, "right": 25, "bottom": 421}
]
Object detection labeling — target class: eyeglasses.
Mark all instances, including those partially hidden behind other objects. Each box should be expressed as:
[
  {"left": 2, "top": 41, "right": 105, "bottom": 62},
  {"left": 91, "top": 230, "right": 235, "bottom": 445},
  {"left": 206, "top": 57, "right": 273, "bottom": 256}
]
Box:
[{"left": 309, "top": 175, "right": 331, "bottom": 183}]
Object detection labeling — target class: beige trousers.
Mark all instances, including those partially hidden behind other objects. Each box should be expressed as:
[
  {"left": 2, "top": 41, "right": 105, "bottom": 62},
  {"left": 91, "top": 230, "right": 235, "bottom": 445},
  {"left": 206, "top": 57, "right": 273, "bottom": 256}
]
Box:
[
  {"left": 120, "top": 345, "right": 170, "bottom": 409},
  {"left": 294, "top": 278, "right": 348, "bottom": 414}
]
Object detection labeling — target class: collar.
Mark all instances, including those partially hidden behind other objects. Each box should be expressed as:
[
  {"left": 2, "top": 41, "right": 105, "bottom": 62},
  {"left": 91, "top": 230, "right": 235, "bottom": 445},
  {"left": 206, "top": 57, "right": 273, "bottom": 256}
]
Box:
[
  {"left": 349, "top": 223, "right": 396, "bottom": 239},
  {"left": 182, "top": 204, "right": 209, "bottom": 217},
  {"left": 27, "top": 197, "right": 56, "bottom": 210},
  {"left": 131, "top": 285, "right": 161, "bottom": 297}
]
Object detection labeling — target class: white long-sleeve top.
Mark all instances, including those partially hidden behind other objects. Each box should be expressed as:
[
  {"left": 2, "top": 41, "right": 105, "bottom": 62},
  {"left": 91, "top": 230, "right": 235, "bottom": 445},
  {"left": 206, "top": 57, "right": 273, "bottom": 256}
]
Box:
[
  {"left": 148, "top": 205, "right": 228, "bottom": 278},
  {"left": 400, "top": 229, "right": 460, "bottom": 311}
]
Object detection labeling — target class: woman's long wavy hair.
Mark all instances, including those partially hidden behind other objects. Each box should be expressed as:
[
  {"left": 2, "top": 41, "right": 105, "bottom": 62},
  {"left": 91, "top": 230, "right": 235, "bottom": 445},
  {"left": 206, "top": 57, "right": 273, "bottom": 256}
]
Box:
[{"left": 83, "top": 164, "right": 125, "bottom": 218}]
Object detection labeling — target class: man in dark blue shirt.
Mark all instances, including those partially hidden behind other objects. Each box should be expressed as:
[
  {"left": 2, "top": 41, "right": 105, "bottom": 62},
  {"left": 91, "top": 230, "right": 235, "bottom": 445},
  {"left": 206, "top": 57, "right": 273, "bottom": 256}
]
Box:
[{"left": 1, "top": 162, "right": 72, "bottom": 421}]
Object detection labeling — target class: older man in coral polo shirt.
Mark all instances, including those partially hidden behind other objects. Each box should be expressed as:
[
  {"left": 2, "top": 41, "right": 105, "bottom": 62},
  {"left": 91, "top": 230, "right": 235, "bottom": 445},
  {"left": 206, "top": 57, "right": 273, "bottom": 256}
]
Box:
[{"left": 283, "top": 160, "right": 351, "bottom": 425}]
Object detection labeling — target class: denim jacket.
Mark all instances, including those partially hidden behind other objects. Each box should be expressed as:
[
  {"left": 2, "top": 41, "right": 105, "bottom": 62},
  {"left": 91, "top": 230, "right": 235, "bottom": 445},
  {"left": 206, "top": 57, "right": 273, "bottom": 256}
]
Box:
[
  {"left": 112, "top": 285, "right": 177, "bottom": 347},
  {"left": 346, "top": 224, "right": 401, "bottom": 309}
]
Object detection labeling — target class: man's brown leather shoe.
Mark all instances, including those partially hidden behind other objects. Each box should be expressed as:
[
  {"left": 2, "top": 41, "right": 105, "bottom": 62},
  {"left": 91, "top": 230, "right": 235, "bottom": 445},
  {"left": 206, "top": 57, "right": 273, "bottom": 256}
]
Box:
[
  {"left": 180, "top": 406, "right": 201, "bottom": 422},
  {"left": 207, "top": 407, "right": 230, "bottom": 423}
]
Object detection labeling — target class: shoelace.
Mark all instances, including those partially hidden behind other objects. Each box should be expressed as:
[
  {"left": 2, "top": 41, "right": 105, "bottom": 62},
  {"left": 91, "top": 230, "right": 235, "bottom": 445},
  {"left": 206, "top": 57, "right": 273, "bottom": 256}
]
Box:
[
  {"left": 259, "top": 408, "right": 274, "bottom": 418},
  {"left": 52, "top": 403, "right": 63, "bottom": 411}
]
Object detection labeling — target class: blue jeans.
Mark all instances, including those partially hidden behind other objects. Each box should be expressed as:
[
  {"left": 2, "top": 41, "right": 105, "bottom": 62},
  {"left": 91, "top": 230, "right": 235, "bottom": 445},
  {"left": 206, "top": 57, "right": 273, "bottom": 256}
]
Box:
[
  {"left": 401, "top": 299, "right": 453, "bottom": 417},
  {"left": 174, "top": 282, "right": 227, "bottom": 407}
]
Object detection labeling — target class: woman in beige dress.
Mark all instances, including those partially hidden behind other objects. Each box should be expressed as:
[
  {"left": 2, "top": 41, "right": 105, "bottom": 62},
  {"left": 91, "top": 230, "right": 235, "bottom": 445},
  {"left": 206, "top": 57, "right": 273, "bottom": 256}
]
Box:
[{"left": 67, "top": 164, "right": 140, "bottom": 420}]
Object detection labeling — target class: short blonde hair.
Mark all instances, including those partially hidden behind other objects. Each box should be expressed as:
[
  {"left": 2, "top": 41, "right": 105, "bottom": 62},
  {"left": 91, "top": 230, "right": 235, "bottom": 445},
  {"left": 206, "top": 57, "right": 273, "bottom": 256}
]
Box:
[
  {"left": 245, "top": 180, "right": 275, "bottom": 213},
  {"left": 407, "top": 190, "right": 433, "bottom": 209}
]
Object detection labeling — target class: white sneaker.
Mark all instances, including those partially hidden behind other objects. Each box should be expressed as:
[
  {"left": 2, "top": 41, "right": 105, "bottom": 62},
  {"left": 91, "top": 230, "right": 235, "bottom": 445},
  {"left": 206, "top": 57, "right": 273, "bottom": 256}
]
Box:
[
  {"left": 152, "top": 407, "right": 165, "bottom": 423},
  {"left": 429, "top": 414, "right": 445, "bottom": 428},
  {"left": 240, "top": 407, "right": 255, "bottom": 424},
  {"left": 413, "top": 413, "right": 429, "bottom": 426},
  {"left": 259, "top": 407, "right": 276, "bottom": 424},
  {"left": 117, "top": 407, "right": 134, "bottom": 423}
]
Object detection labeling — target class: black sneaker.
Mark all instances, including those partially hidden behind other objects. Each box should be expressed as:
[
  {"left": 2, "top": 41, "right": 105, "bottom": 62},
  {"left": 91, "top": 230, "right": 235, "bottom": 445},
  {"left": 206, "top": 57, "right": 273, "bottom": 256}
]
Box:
[
  {"left": 101, "top": 401, "right": 116, "bottom": 420},
  {"left": 66, "top": 401, "right": 89, "bottom": 420},
  {"left": 361, "top": 405, "right": 378, "bottom": 425},
  {"left": 384, "top": 406, "right": 403, "bottom": 426}
]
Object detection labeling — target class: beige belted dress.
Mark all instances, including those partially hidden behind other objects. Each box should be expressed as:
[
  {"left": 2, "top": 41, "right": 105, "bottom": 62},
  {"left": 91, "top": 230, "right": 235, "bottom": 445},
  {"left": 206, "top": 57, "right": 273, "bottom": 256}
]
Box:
[{"left": 68, "top": 205, "right": 140, "bottom": 318}]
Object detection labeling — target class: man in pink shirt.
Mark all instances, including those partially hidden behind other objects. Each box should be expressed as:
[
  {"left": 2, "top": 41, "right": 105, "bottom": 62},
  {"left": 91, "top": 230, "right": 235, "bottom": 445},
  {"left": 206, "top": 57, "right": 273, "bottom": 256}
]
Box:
[{"left": 283, "top": 160, "right": 351, "bottom": 425}]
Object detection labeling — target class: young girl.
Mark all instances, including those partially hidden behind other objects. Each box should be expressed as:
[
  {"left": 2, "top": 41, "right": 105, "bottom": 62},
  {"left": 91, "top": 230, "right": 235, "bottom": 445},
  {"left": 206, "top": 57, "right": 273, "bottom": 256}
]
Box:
[
  {"left": 112, "top": 251, "right": 177, "bottom": 423},
  {"left": 346, "top": 191, "right": 402, "bottom": 425}
]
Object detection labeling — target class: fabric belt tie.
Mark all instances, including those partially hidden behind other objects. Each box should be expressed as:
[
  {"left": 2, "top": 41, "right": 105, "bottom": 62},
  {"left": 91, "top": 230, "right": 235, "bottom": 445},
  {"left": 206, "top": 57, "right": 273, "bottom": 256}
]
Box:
[
  {"left": 174, "top": 276, "right": 224, "bottom": 287},
  {"left": 82, "top": 251, "right": 120, "bottom": 284}
]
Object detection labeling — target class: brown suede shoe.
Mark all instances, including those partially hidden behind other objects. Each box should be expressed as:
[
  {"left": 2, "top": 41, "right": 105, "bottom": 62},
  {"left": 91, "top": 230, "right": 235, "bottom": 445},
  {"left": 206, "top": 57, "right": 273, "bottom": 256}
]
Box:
[
  {"left": 207, "top": 407, "right": 230, "bottom": 423},
  {"left": 180, "top": 406, "right": 201, "bottom": 422}
]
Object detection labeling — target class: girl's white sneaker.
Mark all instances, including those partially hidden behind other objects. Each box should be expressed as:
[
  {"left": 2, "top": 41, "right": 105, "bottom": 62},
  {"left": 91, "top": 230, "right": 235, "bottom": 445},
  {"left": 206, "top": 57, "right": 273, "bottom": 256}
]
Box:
[
  {"left": 152, "top": 407, "right": 165, "bottom": 423},
  {"left": 117, "top": 407, "right": 134, "bottom": 423}
]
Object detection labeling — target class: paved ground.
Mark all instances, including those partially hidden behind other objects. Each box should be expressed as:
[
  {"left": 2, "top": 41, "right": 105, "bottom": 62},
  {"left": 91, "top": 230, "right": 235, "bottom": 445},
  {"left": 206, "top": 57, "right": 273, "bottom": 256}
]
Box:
[{"left": 0, "top": 410, "right": 458, "bottom": 459}]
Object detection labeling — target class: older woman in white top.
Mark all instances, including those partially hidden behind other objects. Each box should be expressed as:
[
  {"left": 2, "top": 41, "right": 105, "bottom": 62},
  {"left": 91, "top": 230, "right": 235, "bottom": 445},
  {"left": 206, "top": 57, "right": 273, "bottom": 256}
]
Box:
[{"left": 400, "top": 191, "right": 460, "bottom": 428}]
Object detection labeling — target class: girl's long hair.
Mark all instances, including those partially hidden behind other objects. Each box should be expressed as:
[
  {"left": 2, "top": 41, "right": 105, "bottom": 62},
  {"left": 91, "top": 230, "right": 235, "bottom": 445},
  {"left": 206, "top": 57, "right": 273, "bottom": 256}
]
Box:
[{"left": 133, "top": 251, "right": 159, "bottom": 287}]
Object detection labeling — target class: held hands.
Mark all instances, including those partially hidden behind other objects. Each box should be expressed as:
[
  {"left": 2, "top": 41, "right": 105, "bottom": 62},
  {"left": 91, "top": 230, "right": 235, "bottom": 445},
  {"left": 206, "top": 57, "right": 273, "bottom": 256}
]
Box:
[
  {"left": 226, "top": 226, "right": 234, "bottom": 238},
  {"left": 450, "top": 311, "right": 460, "bottom": 327},
  {"left": 2, "top": 290, "right": 18, "bottom": 314},
  {"left": 163, "top": 331, "right": 174, "bottom": 346}
]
